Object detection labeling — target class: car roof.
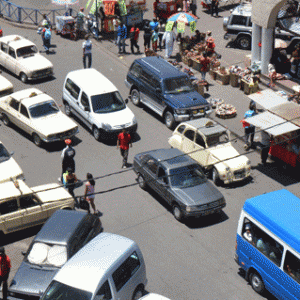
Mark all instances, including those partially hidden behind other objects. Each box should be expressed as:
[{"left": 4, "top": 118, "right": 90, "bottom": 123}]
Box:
[
  {"left": 134, "top": 57, "right": 187, "bottom": 80},
  {"left": 232, "top": 3, "right": 252, "bottom": 17},
  {"left": 142, "top": 148, "right": 196, "bottom": 170},
  {"left": 66, "top": 68, "right": 118, "bottom": 96},
  {"left": 34, "top": 210, "right": 88, "bottom": 245},
  {"left": 0, "top": 35, "right": 35, "bottom": 49},
  {"left": 54, "top": 233, "right": 136, "bottom": 293},
  {"left": 0, "top": 180, "right": 32, "bottom": 200},
  {"left": 183, "top": 118, "right": 227, "bottom": 136},
  {"left": 6, "top": 88, "right": 53, "bottom": 108}
]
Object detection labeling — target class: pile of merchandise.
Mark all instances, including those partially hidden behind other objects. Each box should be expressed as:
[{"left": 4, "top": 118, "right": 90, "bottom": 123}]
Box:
[
  {"left": 215, "top": 103, "right": 237, "bottom": 119},
  {"left": 207, "top": 98, "right": 224, "bottom": 108}
]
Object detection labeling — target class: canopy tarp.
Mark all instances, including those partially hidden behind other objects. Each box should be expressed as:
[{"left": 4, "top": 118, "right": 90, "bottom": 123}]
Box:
[{"left": 269, "top": 102, "right": 300, "bottom": 127}]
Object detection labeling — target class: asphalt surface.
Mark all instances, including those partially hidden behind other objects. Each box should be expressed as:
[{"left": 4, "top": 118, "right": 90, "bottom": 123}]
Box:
[{"left": 1, "top": 1, "right": 300, "bottom": 300}]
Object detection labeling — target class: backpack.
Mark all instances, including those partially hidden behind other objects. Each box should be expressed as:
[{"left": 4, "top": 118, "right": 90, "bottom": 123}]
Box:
[{"left": 44, "top": 28, "right": 51, "bottom": 40}]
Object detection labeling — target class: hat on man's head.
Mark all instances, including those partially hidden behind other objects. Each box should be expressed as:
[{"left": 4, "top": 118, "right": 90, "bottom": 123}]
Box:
[
  {"left": 207, "top": 37, "right": 214, "bottom": 43},
  {"left": 0, "top": 246, "right": 5, "bottom": 254},
  {"left": 65, "top": 139, "right": 72, "bottom": 145}
]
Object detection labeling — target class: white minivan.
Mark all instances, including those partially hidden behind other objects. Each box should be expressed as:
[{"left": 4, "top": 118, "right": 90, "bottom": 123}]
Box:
[
  {"left": 63, "top": 69, "right": 137, "bottom": 141},
  {"left": 40, "top": 233, "right": 147, "bottom": 300}
]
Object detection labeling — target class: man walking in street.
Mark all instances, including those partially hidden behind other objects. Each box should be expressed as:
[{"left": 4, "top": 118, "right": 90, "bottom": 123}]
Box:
[
  {"left": 76, "top": 7, "right": 85, "bottom": 39},
  {"left": 82, "top": 35, "right": 92, "bottom": 68},
  {"left": 60, "top": 139, "right": 76, "bottom": 182},
  {"left": 117, "top": 128, "right": 132, "bottom": 168},
  {"left": 117, "top": 22, "right": 127, "bottom": 54},
  {"left": 0, "top": 247, "right": 11, "bottom": 300},
  {"left": 130, "top": 25, "right": 140, "bottom": 54},
  {"left": 260, "top": 130, "right": 271, "bottom": 165},
  {"left": 211, "top": 0, "right": 219, "bottom": 17},
  {"left": 243, "top": 102, "right": 257, "bottom": 151},
  {"left": 41, "top": 24, "right": 52, "bottom": 54}
]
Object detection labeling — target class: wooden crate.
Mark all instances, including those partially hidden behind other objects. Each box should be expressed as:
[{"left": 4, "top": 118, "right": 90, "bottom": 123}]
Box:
[
  {"left": 243, "top": 82, "right": 259, "bottom": 95},
  {"left": 192, "top": 59, "right": 201, "bottom": 72},
  {"left": 215, "top": 72, "right": 230, "bottom": 85},
  {"left": 182, "top": 56, "right": 188, "bottom": 65},
  {"left": 230, "top": 73, "right": 239, "bottom": 87},
  {"left": 209, "top": 69, "right": 217, "bottom": 80}
]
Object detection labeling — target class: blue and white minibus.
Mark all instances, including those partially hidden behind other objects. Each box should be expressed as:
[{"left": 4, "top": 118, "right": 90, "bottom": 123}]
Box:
[{"left": 235, "top": 189, "right": 300, "bottom": 299}]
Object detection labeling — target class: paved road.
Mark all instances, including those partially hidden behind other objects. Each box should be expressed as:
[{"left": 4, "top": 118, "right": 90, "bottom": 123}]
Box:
[{"left": 1, "top": 3, "right": 299, "bottom": 300}]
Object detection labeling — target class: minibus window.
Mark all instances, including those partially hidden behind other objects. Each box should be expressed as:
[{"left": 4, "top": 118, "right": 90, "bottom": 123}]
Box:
[{"left": 284, "top": 251, "right": 300, "bottom": 283}]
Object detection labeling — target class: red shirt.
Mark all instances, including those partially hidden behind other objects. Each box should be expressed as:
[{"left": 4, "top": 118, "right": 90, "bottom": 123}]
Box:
[
  {"left": 200, "top": 56, "right": 211, "bottom": 72},
  {"left": 0, "top": 254, "right": 11, "bottom": 277},
  {"left": 118, "top": 132, "right": 131, "bottom": 150},
  {"left": 130, "top": 27, "right": 140, "bottom": 40}
]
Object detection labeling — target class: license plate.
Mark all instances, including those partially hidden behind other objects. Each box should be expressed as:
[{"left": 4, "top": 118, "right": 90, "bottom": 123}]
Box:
[
  {"left": 193, "top": 110, "right": 198, "bottom": 114},
  {"left": 199, "top": 109, "right": 204, "bottom": 113}
]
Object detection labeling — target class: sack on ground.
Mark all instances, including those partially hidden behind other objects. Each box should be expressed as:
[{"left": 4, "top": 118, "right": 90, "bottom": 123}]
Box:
[{"left": 79, "top": 197, "right": 90, "bottom": 211}]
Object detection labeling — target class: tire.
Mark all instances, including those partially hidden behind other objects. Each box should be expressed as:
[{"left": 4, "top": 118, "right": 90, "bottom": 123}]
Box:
[
  {"left": 2, "top": 114, "right": 10, "bottom": 126},
  {"left": 131, "top": 88, "right": 141, "bottom": 106},
  {"left": 172, "top": 204, "right": 184, "bottom": 222},
  {"left": 137, "top": 173, "right": 147, "bottom": 190},
  {"left": 250, "top": 272, "right": 265, "bottom": 295},
  {"left": 20, "top": 73, "right": 28, "bottom": 83},
  {"left": 237, "top": 36, "right": 251, "bottom": 50},
  {"left": 132, "top": 286, "right": 144, "bottom": 300},
  {"left": 32, "top": 133, "right": 42, "bottom": 147},
  {"left": 93, "top": 126, "right": 101, "bottom": 141},
  {"left": 64, "top": 102, "right": 72, "bottom": 117},
  {"left": 164, "top": 111, "right": 175, "bottom": 129},
  {"left": 212, "top": 168, "right": 221, "bottom": 186}
]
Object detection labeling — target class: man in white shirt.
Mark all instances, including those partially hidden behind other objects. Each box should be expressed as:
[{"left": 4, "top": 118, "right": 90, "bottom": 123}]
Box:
[{"left": 82, "top": 35, "right": 92, "bottom": 68}]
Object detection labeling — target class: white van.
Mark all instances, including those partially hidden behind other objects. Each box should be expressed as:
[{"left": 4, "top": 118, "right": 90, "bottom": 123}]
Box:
[
  {"left": 62, "top": 69, "right": 137, "bottom": 141},
  {"left": 40, "top": 233, "right": 147, "bottom": 300}
]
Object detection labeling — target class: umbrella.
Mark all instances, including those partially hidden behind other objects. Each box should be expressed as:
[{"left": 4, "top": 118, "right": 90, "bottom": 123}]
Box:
[
  {"left": 274, "top": 38, "right": 288, "bottom": 49},
  {"left": 167, "top": 12, "right": 198, "bottom": 25},
  {"left": 51, "top": 0, "right": 79, "bottom": 5}
]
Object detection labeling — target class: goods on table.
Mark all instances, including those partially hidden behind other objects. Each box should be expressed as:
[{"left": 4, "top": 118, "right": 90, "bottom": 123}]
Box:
[
  {"left": 215, "top": 103, "right": 237, "bottom": 119},
  {"left": 207, "top": 98, "right": 224, "bottom": 108},
  {"left": 192, "top": 79, "right": 209, "bottom": 95},
  {"left": 288, "top": 92, "right": 300, "bottom": 104},
  {"left": 215, "top": 67, "right": 230, "bottom": 85},
  {"left": 145, "top": 49, "right": 158, "bottom": 57}
]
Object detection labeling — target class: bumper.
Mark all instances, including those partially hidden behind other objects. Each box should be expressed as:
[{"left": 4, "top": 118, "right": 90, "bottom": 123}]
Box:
[
  {"left": 174, "top": 109, "right": 213, "bottom": 122},
  {"left": 43, "top": 128, "right": 79, "bottom": 143},
  {"left": 224, "top": 33, "right": 236, "bottom": 41},
  {"left": 184, "top": 203, "right": 225, "bottom": 218},
  {"left": 104, "top": 123, "right": 138, "bottom": 135},
  {"left": 29, "top": 71, "right": 54, "bottom": 81},
  {"left": 223, "top": 170, "right": 251, "bottom": 184}
]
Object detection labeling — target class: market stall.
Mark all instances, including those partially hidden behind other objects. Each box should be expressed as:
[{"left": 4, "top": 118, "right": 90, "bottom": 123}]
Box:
[{"left": 154, "top": 0, "right": 179, "bottom": 21}]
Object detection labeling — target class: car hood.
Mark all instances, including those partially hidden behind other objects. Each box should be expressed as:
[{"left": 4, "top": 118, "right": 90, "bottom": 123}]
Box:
[
  {"left": 173, "top": 181, "right": 223, "bottom": 206},
  {"left": 9, "top": 261, "right": 58, "bottom": 297},
  {"left": 0, "top": 157, "right": 23, "bottom": 183},
  {"left": 92, "top": 106, "right": 136, "bottom": 128},
  {"left": 32, "top": 183, "right": 72, "bottom": 203},
  {"left": 165, "top": 91, "right": 208, "bottom": 109},
  {"left": 18, "top": 54, "right": 53, "bottom": 71},
  {"left": 32, "top": 112, "right": 77, "bottom": 136}
]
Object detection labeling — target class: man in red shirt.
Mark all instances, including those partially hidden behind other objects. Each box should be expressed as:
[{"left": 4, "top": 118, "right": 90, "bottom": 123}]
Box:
[
  {"left": 130, "top": 25, "right": 140, "bottom": 54},
  {"left": 199, "top": 52, "right": 211, "bottom": 81},
  {"left": 0, "top": 247, "right": 11, "bottom": 300},
  {"left": 117, "top": 128, "right": 132, "bottom": 168}
]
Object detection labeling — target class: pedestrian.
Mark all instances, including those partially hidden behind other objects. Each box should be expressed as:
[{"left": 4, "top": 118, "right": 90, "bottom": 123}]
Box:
[
  {"left": 41, "top": 14, "right": 51, "bottom": 28},
  {"left": 65, "top": 168, "right": 79, "bottom": 206},
  {"left": 117, "top": 21, "right": 127, "bottom": 54},
  {"left": 130, "top": 25, "right": 140, "bottom": 54},
  {"left": 260, "top": 130, "right": 271, "bottom": 165},
  {"left": 0, "top": 246, "right": 11, "bottom": 300},
  {"left": 157, "top": 20, "right": 165, "bottom": 51},
  {"left": 84, "top": 173, "right": 98, "bottom": 215},
  {"left": 149, "top": 18, "right": 159, "bottom": 31},
  {"left": 151, "top": 28, "right": 159, "bottom": 52},
  {"left": 243, "top": 102, "right": 257, "bottom": 150},
  {"left": 211, "top": 0, "right": 219, "bottom": 17},
  {"left": 199, "top": 52, "right": 211, "bottom": 81},
  {"left": 76, "top": 7, "right": 85, "bottom": 39},
  {"left": 41, "top": 24, "right": 51, "bottom": 54},
  {"left": 113, "top": 17, "right": 119, "bottom": 44},
  {"left": 190, "top": 0, "right": 197, "bottom": 16},
  {"left": 162, "top": 27, "right": 176, "bottom": 58},
  {"left": 117, "top": 128, "right": 132, "bottom": 168},
  {"left": 60, "top": 139, "right": 76, "bottom": 182},
  {"left": 99, "top": 6, "right": 105, "bottom": 32},
  {"left": 82, "top": 35, "right": 92, "bottom": 68},
  {"left": 143, "top": 21, "right": 152, "bottom": 51}
]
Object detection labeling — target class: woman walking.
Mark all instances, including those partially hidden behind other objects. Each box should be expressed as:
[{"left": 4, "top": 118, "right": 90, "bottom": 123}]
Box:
[{"left": 84, "top": 173, "right": 98, "bottom": 214}]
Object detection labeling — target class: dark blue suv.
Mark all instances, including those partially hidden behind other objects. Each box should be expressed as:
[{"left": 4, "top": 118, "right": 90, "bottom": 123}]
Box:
[{"left": 125, "top": 56, "right": 212, "bottom": 129}]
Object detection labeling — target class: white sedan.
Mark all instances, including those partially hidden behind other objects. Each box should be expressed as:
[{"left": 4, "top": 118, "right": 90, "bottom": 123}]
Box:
[
  {"left": 0, "top": 140, "right": 24, "bottom": 183},
  {"left": 0, "top": 88, "right": 79, "bottom": 147}
]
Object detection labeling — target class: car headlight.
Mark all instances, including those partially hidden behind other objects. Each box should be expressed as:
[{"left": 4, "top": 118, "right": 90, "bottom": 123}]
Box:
[
  {"left": 102, "top": 123, "right": 112, "bottom": 131},
  {"left": 176, "top": 108, "right": 187, "bottom": 114},
  {"left": 225, "top": 167, "right": 233, "bottom": 178},
  {"left": 186, "top": 205, "right": 198, "bottom": 212},
  {"left": 47, "top": 134, "right": 56, "bottom": 140}
]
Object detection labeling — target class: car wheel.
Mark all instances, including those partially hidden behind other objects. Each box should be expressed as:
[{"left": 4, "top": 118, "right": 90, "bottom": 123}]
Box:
[
  {"left": 164, "top": 111, "right": 175, "bottom": 129},
  {"left": 172, "top": 204, "right": 184, "bottom": 222},
  {"left": 131, "top": 88, "right": 141, "bottom": 106},
  {"left": 93, "top": 126, "right": 101, "bottom": 141},
  {"left": 237, "top": 36, "right": 251, "bottom": 50},
  {"left": 64, "top": 103, "right": 72, "bottom": 117},
  {"left": 212, "top": 168, "right": 222, "bottom": 186},
  {"left": 137, "top": 173, "right": 147, "bottom": 190},
  {"left": 250, "top": 272, "right": 265, "bottom": 295},
  {"left": 20, "top": 73, "right": 28, "bottom": 83},
  {"left": 132, "top": 286, "right": 144, "bottom": 300},
  {"left": 2, "top": 114, "right": 10, "bottom": 126},
  {"left": 32, "top": 133, "right": 42, "bottom": 147}
]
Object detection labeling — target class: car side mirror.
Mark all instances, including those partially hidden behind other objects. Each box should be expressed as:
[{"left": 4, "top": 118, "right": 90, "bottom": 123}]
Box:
[
  {"left": 21, "top": 251, "right": 26, "bottom": 256},
  {"left": 84, "top": 106, "right": 90, "bottom": 112},
  {"left": 125, "top": 98, "right": 129, "bottom": 104},
  {"left": 156, "top": 88, "right": 162, "bottom": 94}
]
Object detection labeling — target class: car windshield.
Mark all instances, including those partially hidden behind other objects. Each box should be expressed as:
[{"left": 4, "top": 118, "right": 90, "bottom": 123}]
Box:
[
  {"left": 169, "top": 165, "right": 207, "bottom": 188},
  {"left": 27, "top": 242, "right": 67, "bottom": 267},
  {"left": 164, "top": 76, "right": 194, "bottom": 94},
  {"left": 41, "top": 280, "right": 92, "bottom": 300},
  {"left": 91, "top": 91, "right": 126, "bottom": 114},
  {"left": 206, "top": 132, "right": 229, "bottom": 147},
  {"left": 0, "top": 144, "right": 10, "bottom": 163},
  {"left": 29, "top": 100, "right": 59, "bottom": 118},
  {"left": 16, "top": 45, "right": 38, "bottom": 58}
]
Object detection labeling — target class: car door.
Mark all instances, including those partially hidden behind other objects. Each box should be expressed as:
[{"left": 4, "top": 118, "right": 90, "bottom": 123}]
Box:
[
  {"left": 6, "top": 46, "right": 17, "bottom": 74},
  {"left": 5, "top": 98, "right": 21, "bottom": 127},
  {"left": 143, "top": 158, "right": 159, "bottom": 191},
  {"left": 77, "top": 91, "right": 92, "bottom": 128},
  {"left": 182, "top": 128, "right": 196, "bottom": 155},
  {"left": 191, "top": 132, "right": 210, "bottom": 167},
  {"left": 17, "top": 103, "right": 33, "bottom": 134},
  {"left": 157, "top": 166, "right": 173, "bottom": 204},
  {"left": 0, "top": 198, "right": 23, "bottom": 233},
  {"left": 64, "top": 78, "right": 82, "bottom": 119},
  {"left": 139, "top": 69, "right": 159, "bottom": 109},
  {"left": 0, "top": 42, "right": 9, "bottom": 69},
  {"left": 19, "top": 194, "right": 47, "bottom": 229}
]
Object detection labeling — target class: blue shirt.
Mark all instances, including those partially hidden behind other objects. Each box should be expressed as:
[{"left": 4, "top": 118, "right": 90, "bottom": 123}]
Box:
[
  {"left": 149, "top": 21, "right": 158, "bottom": 31},
  {"left": 244, "top": 109, "right": 256, "bottom": 128},
  {"left": 117, "top": 25, "right": 127, "bottom": 39}
]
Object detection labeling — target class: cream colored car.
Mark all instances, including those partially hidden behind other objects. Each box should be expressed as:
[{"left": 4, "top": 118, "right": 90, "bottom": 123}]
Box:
[
  {"left": 0, "top": 74, "right": 13, "bottom": 97},
  {"left": 0, "top": 35, "right": 53, "bottom": 83},
  {"left": 0, "top": 88, "right": 79, "bottom": 147},
  {"left": 0, "top": 140, "right": 24, "bottom": 183},
  {"left": 0, "top": 180, "right": 74, "bottom": 236},
  {"left": 168, "top": 118, "right": 251, "bottom": 185}
]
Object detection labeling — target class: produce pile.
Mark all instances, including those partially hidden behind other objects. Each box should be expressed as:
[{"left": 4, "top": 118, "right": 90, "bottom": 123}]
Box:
[{"left": 215, "top": 104, "right": 237, "bottom": 119}]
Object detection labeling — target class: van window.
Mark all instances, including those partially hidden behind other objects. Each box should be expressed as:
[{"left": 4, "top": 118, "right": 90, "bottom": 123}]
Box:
[
  {"left": 81, "top": 92, "right": 89, "bottom": 108},
  {"left": 9, "top": 98, "right": 20, "bottom": 111},
  {"left": 20, "top": 195, "right": 38, "bottom": 209},
  {"left": 146, "top": 159, "right": 158, "bottom": 175},
  {"left": 20, "top": 104, "right": 29, "bottom": 118},
  {"left": 112, "top": 251, "right": 141, "bottom": 292},
  {"left": 284, "top": 251, "right": 300, "bottom": 283},
  {"left": 1, "top": 43, "right": 8, "bottom": 53},
  {"left": 8, "top": 47, "right": 16, "bottom": 59},
  {"left": 96, "top": 280, "right": 112, "bottom": 300},
  {"left": 140, "top": 70, "right": 153, "bottom": 86},
  {"left": 231, "top": 15, "right": 248, "bottom": 26},
  {"left": 184, "top": 129, "right": 195, "bottom": 141},
  {"left": 177, "top": 125, "right": 186, "bottom": 134},
  {"left": 130, "top": 63, "right": 143, "bottom": 78},
  {"left": 195, "top": 133, "right": 205, "bottom": 148},
  {"left": 164, "top": 76, "right": 193, "bottom": 94},
  {"left": 65, "top": 78, "right": 80, "bottom": 100},
  {"left": 0, "top": 199, "right": 18, "bottom": 215}
]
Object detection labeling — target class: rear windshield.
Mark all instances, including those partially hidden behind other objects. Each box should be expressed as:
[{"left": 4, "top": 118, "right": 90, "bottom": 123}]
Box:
[
  {"left": 91, "top": 91, "right": 126, "bottom": 114},
  {"left": 164, "top": 76, "right": 193, "bottom": 94}
]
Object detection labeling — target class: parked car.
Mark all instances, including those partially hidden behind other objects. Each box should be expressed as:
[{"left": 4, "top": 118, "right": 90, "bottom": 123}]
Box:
[
  {"left": 133, "top": 148, "right": 226, "bottom": 221},
  {"left": 125, "top": 56, "right": 212, "bottom": 129},
  {"left": 63, "top": 68, "right": 137, "bottom": 141},
  {"left": 40, "top": 233, "right": 147, "bottom": 300},
  {"left": 0, "top": 179, "right": 74, "bottom": 236},
  {"left": 0, "top": 88, "right": 79, "bottom": 147},
  {"left": 168, "top": 119, "right": 251, "bottom": 185},
  {"left": 0, "top": 74, "right": 13, "bottom": 97},
  {"left": 140, "top": 293, "right": 171, "bottom": 300},
  {"left": 0, "top": 35, "right": 53, "bottom": 82},
  {"left": 0, "top": 140, "right": 24, "bottom": 183},
  {"left": 8, "top": 210, "right": 102, "bottom": 300}
]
